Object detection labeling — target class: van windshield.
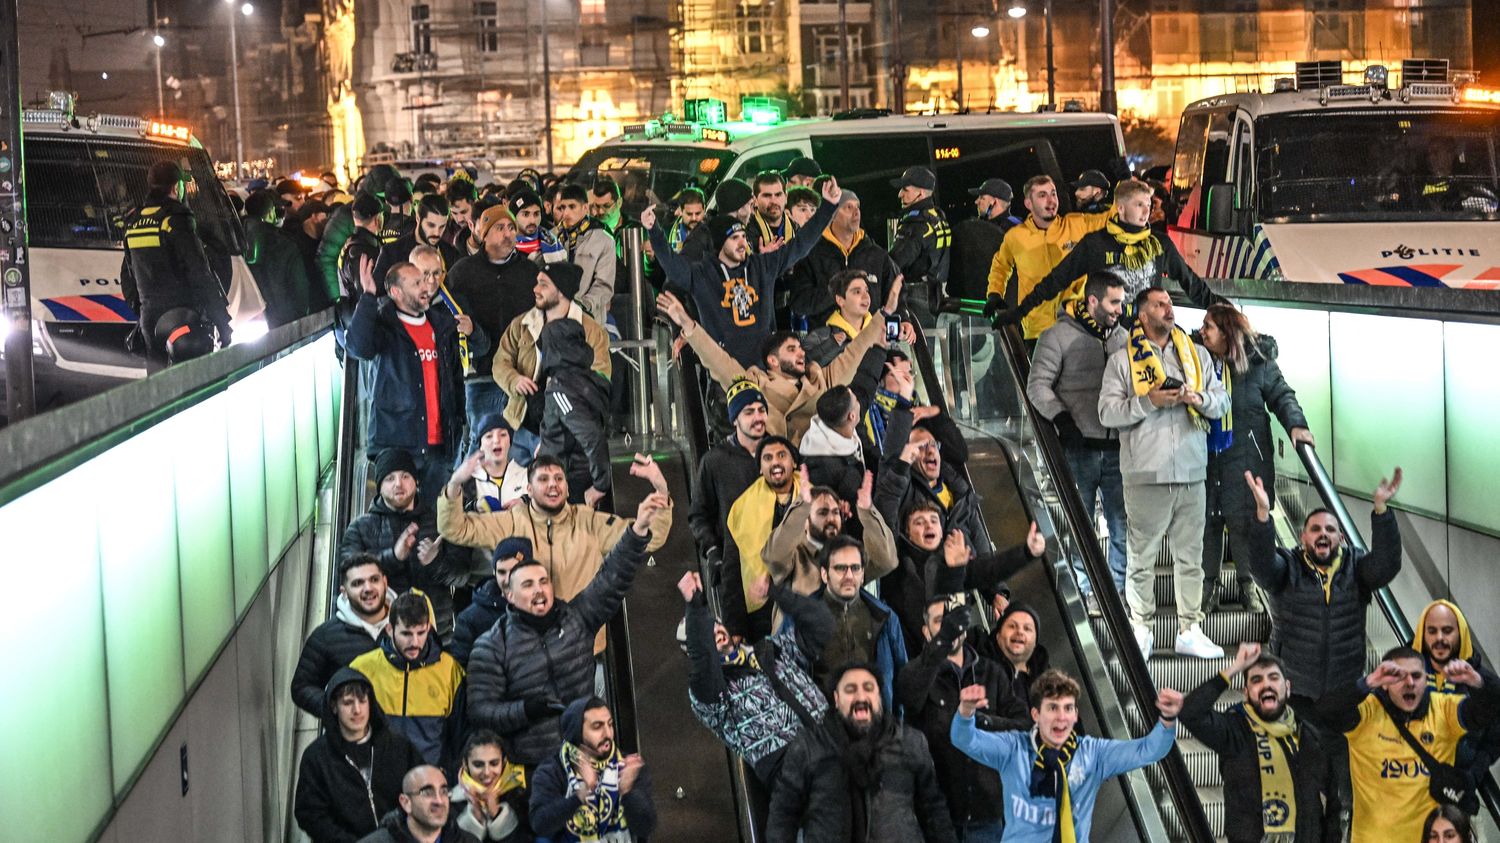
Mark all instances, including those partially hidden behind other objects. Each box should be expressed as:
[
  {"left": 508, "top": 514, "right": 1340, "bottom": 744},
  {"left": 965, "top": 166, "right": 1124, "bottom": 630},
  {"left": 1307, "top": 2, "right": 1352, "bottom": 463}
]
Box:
[
  {"left": 23, "top": 137, "right": 244, "bottom": 254},
  {"left": 1257, "top": 109, "right": 1500, "bottom": 222},
  {"left": 567, "top": 145, "right": 736, "bottom": 218}
]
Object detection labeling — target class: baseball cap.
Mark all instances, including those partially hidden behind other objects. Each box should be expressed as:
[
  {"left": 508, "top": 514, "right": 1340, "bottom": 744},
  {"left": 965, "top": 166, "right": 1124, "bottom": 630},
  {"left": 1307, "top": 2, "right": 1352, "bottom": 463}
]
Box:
[
  {"left": 968, "top": 178, "right": 1014, "bottom": 202},
  {"left": 890, "top": 165, "right": 936, "bottom": 191},
  {"left": 782, "top": 156, "right": 822, "bottom": 180}
]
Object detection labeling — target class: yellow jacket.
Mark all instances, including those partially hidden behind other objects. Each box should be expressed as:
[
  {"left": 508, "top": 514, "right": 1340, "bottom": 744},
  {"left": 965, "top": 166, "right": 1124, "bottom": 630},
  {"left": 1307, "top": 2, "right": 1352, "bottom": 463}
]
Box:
[{"left": 986, "top": 212, "right": 1109, "bottom": 339}]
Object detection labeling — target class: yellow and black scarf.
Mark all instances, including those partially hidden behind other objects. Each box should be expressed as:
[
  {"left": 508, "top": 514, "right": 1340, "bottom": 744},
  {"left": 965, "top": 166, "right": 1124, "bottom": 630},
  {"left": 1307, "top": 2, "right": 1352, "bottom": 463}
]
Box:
[
  {"left": 1030, "top": 730, "right": 1080, "bottom": 843},
  {"left": 726, "top": 477, "right": 798, "bottom": 613},
  {"left": 1068, "top": 299, "right": 1108, "bottom": 341},
  {"left": 1301, "top": 545, "right": 1345, "bottom": 604},
  {"left": 1127, "top": 323, "right": 1208, "bottom": 431},
  {"left": 1241, "top": 702, "right": 1300, "bottom": 838},
  {"left": 1105, "top": 217, "right": 1164, "bottom": 271}
]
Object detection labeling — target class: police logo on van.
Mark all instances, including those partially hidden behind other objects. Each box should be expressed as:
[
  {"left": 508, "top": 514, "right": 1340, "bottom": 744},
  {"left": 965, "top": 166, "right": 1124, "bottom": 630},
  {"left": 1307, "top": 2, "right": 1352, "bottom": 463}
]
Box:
[{"left": 1380, "top": 244, "right": 1481, "bottom": 260}]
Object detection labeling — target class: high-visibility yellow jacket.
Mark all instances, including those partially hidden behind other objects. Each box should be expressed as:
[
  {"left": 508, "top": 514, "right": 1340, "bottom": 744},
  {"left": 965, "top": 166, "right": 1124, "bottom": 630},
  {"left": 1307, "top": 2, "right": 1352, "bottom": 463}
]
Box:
[{"left": 985, "top": 211, "right": 1109, "bottom": 339}]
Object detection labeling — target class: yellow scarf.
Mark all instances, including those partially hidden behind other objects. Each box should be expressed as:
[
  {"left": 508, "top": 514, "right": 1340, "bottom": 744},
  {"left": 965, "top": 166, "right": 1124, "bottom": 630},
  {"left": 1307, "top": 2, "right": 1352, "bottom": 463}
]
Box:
[
  {"left": 1241, "top": 702, "right": 1300, "bottom": 836},
  {"left": 826, "top": 309, "right": 870, "bottom": 340},
  {"left": 822, "top": 226, "right": 863, "bottom": 258},
  {"left": 1105, "top": 217, "right": 1164, "bottom": 270},
  {"left": 458, "top": 762, "right": 527, "bottom": 811},
  {"left": 726, "top": 476, "right": 797, "bottom": 612},
  {"left": 1127, "top": 323, "right": 1208, "bottom": 432},
  {"left": 1301, "top": 546, "right": 1344, "bottom": 604}
]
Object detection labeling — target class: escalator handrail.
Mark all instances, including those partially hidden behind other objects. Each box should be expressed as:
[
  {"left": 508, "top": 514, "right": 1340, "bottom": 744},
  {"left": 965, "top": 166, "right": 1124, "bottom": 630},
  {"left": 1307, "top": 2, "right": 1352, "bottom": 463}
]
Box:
[
  {"left": 330, "top": 354, "right": 364, "bottom": 613},
  {"left": 941, "top": 299, "right": 1217, "bottom": 843},
  {"left": 1292, "top": 439, "right": 1500, "bottom": 824}
]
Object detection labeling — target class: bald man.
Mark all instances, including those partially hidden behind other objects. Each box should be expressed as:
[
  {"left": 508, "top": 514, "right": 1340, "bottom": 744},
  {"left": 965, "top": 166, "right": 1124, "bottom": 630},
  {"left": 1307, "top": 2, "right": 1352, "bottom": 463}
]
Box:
[{"left": 356, "top": 765, "right": 480, "bottom": 842}]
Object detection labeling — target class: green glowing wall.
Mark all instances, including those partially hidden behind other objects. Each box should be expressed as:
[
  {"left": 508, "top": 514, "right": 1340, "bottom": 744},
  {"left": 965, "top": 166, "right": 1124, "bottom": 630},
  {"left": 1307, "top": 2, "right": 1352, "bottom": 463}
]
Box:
[{"left": 0, "top": 333, "right": 340, "bottom": 840}]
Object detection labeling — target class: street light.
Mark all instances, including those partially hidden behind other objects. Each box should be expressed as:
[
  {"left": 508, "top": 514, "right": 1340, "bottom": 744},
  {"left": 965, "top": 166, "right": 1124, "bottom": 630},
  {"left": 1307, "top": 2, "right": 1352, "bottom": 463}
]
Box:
[
  {"left": 152, "top": 33, "right": 165, "bottom": 118},
  {"left": 223, "top": 0, "right": 250, "bottom": 179},
  {"left": 971, "top": 25, "right": 991, "bottom": 38},
  {"left": 1007, "top": 0, "right": 1026, "bottom": 18}
]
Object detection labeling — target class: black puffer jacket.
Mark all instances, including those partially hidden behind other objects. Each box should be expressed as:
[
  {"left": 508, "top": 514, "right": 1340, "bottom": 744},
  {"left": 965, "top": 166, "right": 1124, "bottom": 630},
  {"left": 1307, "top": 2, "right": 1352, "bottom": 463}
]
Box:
[
  {"left": 686, "top": 433, "right": 760, "bottom": 556},
  {"left": 785, "top": 232, "right": 900, "bottom": 323},
  {"left": 340, "top": 497, "right": 470, "bottom": 639},
  {"left": 767, "top": 714, "right": 957, "bottom": 843},
  {"left": 1246, "top": 511, "right": 1402, "bottom": 699},
  {"left": 290, "top": 592, "right": 393, "bottom": 716},
  {"left": 1181, "top": 674, "right": 1340, "bottom": 843},
  {"left": 1203, "top": 335, "right": 1308, "bottom": 520},
  {"left": 896, "top": 644, "right": 1028, "bottom": 827},
  {"left": 873, "top": 405, "right": 984, "bottom": 549},
  {"left": 449, "top": 578, "right": 506, "bottom": 667},
  {"left": 372, "top": 231, "right": 463, "bottom": 293},
  {"left": 294, "top": 668, "right": 425, "bottom": 843},
  {"left": 466, "top": 528, "right": 649, "bottom": 765},
  {"left": 536, "top": 319, "right": 612, "bottom": 496},
  {"left": 344, "top": 293, "right": 467, "bottom": 457}
]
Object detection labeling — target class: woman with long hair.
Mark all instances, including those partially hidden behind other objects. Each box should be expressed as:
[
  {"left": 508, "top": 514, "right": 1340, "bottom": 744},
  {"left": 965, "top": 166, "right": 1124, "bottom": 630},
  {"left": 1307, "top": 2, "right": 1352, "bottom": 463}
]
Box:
[
  {"left": 1422, "top": 804, "right": 1475, "bottom": 842},
  {"left": 1195, "top": 303, "right": 1314, "bottom": 613}
]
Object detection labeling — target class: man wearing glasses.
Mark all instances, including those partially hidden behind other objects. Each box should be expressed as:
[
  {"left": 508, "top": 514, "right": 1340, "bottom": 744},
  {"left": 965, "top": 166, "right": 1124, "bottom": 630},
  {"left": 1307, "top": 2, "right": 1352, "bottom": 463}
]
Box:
[
  {"left": 805, "top": 535, "right": 908, "bottom": 710},
  {"left": 356, "top": 765, "right": 481, "bottom": 843}
]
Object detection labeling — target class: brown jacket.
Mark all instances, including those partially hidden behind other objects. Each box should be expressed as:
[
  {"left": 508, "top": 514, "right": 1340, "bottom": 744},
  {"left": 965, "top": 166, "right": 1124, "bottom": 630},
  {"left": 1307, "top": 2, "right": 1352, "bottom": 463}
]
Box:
[
  {"left": 492, "top": 301, "right": 611, "bottom": 430},
  {"left": 763, "top": 500, "right": 899, "bottom": 627},
  {"left": 683, "top": 305, "right": 886, "bottom": 445},
  {"left": 436, "top": 489, "right": 672, "bottom": 653}
]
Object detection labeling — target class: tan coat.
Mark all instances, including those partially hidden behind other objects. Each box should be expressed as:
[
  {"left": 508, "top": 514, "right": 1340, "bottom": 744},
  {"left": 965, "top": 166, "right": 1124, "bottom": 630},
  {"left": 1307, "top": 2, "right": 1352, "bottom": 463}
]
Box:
[
  {"left": 491, "top": 301, "right": 611, "bottom": 430},
  {"left": 436, "top": 489, "right": 672, "bottom": 653},
  {"left": 684, "top": 307, "right": 885, "bottom": 445},
  {"left": 762, "top": 500, "right": 899, "bottom": 628}
]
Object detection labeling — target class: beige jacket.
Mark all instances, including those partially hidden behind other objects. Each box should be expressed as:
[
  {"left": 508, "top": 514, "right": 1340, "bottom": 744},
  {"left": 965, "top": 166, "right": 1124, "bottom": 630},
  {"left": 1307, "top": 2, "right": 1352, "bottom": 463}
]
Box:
[
  {"left": 491, "top": 301, "right": 611, "bottom": 430},
  {"left": 683, "top": 307, "right": 885, "bottom": 445},
  {"left": 762, "top": 499, "right": 899, "bottom": 627}
]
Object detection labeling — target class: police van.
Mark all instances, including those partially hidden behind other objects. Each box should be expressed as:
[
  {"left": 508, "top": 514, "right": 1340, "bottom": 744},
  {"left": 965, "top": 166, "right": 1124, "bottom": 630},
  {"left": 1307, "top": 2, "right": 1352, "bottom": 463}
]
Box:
[
  {"left": 7, "top": 93, "right": 263, "bottom": 410},
  {"left": 566, "top": 98, "right": 1126, "bottom": 244},
  {"left": 1168, "top": 60, "right": 1500, "bottom": 288}
]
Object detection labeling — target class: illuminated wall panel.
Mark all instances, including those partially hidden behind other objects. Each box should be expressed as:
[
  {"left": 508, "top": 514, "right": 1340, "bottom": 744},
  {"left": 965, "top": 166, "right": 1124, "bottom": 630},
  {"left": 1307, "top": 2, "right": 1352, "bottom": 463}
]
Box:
[
  {"left": 1329, "top": 312, "right": 1446, "bottom": 515},
  {"left": 315, "top": 342, "right": 337, "bottom": 468},
  {"left": 226, "top": 366, "right": 270, "bottom": 615},
  {"left": 1242, "top": 305, "right": 1332, "bottom": 483},
  {"left": 171, "top": 395, "right": 237, "bottom": 684},
  {"left": 1443, "top": 322, "right": 1500, "bottom": 533},
  {"left": 262, "top": 363, "right": 300, "bottom": 561},
  {"left": 293, "top": 344, "right": 320, "bottom": 524},
  {"left": 95, "top": 420, "right": 186, "bottom": 793},
  {"left": 0, "top": 471, "right": 112, "bottom": 840}
]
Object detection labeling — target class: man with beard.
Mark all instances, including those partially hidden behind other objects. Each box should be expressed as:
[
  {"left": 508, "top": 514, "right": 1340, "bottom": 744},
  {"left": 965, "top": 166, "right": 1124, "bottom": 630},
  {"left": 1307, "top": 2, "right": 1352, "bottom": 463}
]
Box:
[
  {"left": 722, "top": 436, "right": 803, "bottom": 642},
  {"left": 786, "top": 191, "right": 902, "bottom": 326},
  {"left": 346, "top": 261, "right": 469, "bottom": 505},
  {"left": 1243, "top": 467, "right": 1405, "bottom": 707},
  {"left": 765, "top": 472, "right": 897, "bottom": 604},
  {"left": 296, "top": 669, "right": 426, "bottom": 843},
  {"left": 440, "top": 452, "right": 673, "bottom": 656},
  {"left": 1414, "top": 599, "right": 1500, "bottom": 809},
  {"left": 551, "top": 184, "right": 616, "bottom": 324},
  {"left": 688, "top": 378, "right": 769, "bottom": 559},
  {"left": 374, "top": 194, "right": 464, "bottom": 286},
  {"left": 1070, "top": 169, "right": 1112, "bottom": 214},
  {"left": 897, "top": 600, "right": 1029, "bottom": 840},
  {"left": 747, "top": 171, "right": 796, "bottom": 254},
  {"left": 982, "top": 175, "right": 1110, "bottom": 342},
  {"left": 952, "top": 669, "right": 1182, "bottom": 842},
  {"left": 446, "top": 207, "right": 537, "bottom": 454},
  {"left": 803, "top": 536, "right": 908, "bottom": 708},
  {"left": 1321, "top": 648, "right": 1500, "bottom": 843},
  {"left": 767, "top": 664, "right": 957, "bottom": 842},
  {"left": 1027, "top": 270, "right": 1129, "bottom": 602},
  {"left": 351, "top": 592, "right": 468, "bottom": 770},
  {"left": 1181, "top": 642, "right": 1341, "bottom": 843},
  {"left": 442, "top": 178, "right": 477, "bottom": 250},
  {"left": 449, "top": 537, "right": 530, "bottom": 668},
  {"left": 655, "top": 276, "right": 895, "bottom": 445},
  {"left": 341, "top": 450, "right": 471, "bottom": 641},
  {"left": 506, "top": 190, "right": 566, "bottom": 265},
  {"left": 292, "top": 555, "right": 398, "bottom": 716},
  {"left": 1000, "top": 180, "right": 1228, "bottom": 329},
  {"left": 466, "top": 494, "right": 666, "bottom": 770},
  {"left": 529, "top": 697, "right": 657, "bottom": 842},
  {"left": 680, "top": 571, "right": 833, "bottom": 785},
  {"left": 984, "top": 604, "right": 1049, "bottom": 711},
  {"left": 642, "top": 177, "right": 842, "bottom": 368},
  {"left": 665, "top": 187, "right": 707, "bottom": 255},
  {"left": 356, "top": 765, "right": 480, "bottom": 843}
]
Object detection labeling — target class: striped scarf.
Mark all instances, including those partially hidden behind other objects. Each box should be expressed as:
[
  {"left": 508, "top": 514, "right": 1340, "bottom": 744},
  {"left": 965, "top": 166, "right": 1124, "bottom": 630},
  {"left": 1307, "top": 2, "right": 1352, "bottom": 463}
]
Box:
[
  {"left": 1105, "top": 217, "right": 1164, "bottom": 271},
  {"left": 861, "top": 388, "right": 902, "bottom": 454},
  {"left": 1207, "top": 356, "right": 1234, "bottom": 454},
  {"left": 431, "top": 282, "right": 472, "bottom": 374},
  {"left": 560, "top": 741, "right": 629, "bottom": 841},
  {"left": 1030, "top": 730, "right": 1080, "bottom": 843}
]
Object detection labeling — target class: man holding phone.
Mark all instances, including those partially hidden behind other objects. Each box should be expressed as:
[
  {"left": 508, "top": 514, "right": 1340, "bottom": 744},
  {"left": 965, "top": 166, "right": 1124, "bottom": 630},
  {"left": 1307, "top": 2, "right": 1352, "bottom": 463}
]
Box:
[{"left": 1098, "top": 286, "right": 1228, "bottom": 662}]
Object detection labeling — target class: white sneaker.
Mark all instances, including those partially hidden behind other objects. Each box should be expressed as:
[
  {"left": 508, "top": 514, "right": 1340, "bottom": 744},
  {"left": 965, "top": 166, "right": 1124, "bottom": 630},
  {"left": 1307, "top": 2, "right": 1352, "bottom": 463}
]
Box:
[
  {"left": 1174, "top": 624, "right": 1225, "bottom": 660},
  {"left": 1132, "top": 623, "right": 1154, "bottom": 662}
]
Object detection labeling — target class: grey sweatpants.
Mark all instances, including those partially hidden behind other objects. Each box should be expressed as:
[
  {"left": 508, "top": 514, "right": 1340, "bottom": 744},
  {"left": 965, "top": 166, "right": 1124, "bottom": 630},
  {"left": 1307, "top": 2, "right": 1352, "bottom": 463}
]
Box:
[{"left": 1123, "top": 480, "right": 1207, "bottom": 631}]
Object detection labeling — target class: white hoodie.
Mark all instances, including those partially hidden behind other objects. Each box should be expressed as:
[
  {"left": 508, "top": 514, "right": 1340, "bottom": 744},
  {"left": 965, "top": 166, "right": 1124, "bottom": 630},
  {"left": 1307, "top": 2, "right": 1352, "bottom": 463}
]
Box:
[
  {"left": 798, "top": 415, "right": 864, "bottom": 461},
  {"left": 334, "top": 588, "right": 398, "bottom": 640}
]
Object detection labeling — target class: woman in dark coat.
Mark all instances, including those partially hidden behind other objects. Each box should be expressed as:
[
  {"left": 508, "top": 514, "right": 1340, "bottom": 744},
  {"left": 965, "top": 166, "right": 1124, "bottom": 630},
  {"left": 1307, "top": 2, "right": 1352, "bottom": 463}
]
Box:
[{"left": 1196, "top": 303, "right": 1313, "bottom": 613}]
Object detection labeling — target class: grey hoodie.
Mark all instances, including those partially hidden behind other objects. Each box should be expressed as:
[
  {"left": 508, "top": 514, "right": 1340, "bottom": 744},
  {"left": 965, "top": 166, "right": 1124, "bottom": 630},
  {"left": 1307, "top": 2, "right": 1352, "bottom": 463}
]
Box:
[{"left": 1027, "top": 311, "right": 1124, "bottom": 443}]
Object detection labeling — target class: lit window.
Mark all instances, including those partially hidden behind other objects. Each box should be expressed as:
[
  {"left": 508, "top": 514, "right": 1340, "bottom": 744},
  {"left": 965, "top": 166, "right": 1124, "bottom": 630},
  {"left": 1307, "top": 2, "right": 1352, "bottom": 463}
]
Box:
[
  {"left": 739, "top": 1, "right": 767, "bottom": 54},
  {"left": 581, "top": 0, "right": 605, "bottom": 20}
]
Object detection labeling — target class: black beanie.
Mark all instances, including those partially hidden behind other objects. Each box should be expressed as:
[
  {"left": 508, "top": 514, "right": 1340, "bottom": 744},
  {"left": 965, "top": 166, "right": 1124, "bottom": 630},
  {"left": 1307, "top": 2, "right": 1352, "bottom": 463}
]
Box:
[
  {"left": 543, "top": 262, "right": 584, "bottom": 302},
  {"left": 714, "top": 178, "right": 753, "bottom": 213},
  {"left": 373, "top": 448, "right": 418, "bottom": 489},
  {"left": 997, "top": 603, "right": 1041, "bottom": 635},
  {"left": 707, "top": 214, "right": 746, "bottom": 252}
]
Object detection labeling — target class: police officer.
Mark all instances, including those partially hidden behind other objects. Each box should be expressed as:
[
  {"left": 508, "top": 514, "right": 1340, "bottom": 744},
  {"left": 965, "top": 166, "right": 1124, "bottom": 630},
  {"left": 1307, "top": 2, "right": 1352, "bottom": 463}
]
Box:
[
  {"left": 888, "top": 165, "right": 951, "bottom": 324},
  {"left": 948, "top": 178, "right": 1020, "bottom": 302},
  {"left": 120, "top": 160, "right": 233, "bottom": 361},
  {"left": 1071, "top": 169, "right": 1113, "bottom": 214}
]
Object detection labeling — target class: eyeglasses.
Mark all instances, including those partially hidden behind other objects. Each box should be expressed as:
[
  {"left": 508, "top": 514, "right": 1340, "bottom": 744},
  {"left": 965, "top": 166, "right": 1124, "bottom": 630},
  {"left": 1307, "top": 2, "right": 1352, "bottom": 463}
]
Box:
[
  {"left": 830, "top": 563, "right": 864, "bottom": 575},
  {"left": 420, "top": 270, "right": 443, "bottom": 280},
  {"left": 914, "top": 440, "right": 941, "bottom": 453}
]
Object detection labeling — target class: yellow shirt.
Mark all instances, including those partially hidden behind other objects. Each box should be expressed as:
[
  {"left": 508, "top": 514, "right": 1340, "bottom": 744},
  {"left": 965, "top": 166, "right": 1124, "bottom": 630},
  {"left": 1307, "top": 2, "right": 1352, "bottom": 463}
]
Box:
[
  {"left": 985, "top": 212, "right": 1109, "bottom": 339},
  {"left": 934, "top": 481, "right": 955, "bottom": 511},
  {"left": 1345, "top": 693, "right": 1466, "bottom": 843}
]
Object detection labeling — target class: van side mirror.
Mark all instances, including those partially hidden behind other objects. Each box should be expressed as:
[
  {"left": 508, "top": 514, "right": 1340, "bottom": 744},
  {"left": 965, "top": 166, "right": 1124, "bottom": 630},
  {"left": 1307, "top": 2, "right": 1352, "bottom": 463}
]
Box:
[{"left": 1205, "top": 183, "right": 1237, "bottom": 234}]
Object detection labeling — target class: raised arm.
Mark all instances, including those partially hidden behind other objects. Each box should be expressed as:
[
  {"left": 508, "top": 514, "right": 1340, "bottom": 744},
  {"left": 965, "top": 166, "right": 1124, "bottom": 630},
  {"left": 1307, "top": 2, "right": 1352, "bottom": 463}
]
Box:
[
  {"left": 771, "top": 580, "right": 835, "bottom": 664},
  {"left": 657, "top": 289, "right": 749, "bottom": 389},
  {"left": 644, "top": 210, "right": 696, "bottom": 288},
  {"left": 1357, "top": 468, "right": 1404, "bottom": 591},
  {"left": 1161, "top": 234, "right": 1230, "bottom": 310},
  {"left": 571, "top": 505, "right": 658, "bottom": 631},
  {"left": 1242, "top": 473, "right": 1291, "bottom": 592}
]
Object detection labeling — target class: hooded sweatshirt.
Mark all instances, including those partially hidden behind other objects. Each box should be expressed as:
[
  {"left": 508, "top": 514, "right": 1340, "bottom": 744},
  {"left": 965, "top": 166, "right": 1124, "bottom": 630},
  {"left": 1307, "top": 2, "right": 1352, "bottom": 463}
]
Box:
[
  {"left": 290, "top": 589, "right": 398, "bottom": 717},
  {"left": 294, "top": 668, "right": 425, "bottom": 843}
]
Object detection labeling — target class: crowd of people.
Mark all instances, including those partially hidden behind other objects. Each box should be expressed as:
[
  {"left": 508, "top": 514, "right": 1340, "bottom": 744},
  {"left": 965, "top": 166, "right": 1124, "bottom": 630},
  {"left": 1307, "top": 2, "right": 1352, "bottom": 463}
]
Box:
[{"left": 172, "top": 154, "right": 1483, "bottom": 843}]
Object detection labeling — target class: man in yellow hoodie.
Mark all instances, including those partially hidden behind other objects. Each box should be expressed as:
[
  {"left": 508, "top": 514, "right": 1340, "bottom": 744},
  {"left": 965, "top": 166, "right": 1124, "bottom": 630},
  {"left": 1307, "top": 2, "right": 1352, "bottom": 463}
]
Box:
[
  {"left": 983, "top": 175, "right": 1110, "bottom": 341},
  {"left": 1415, "top": 598, "right": 1499, "bottom": 812}
]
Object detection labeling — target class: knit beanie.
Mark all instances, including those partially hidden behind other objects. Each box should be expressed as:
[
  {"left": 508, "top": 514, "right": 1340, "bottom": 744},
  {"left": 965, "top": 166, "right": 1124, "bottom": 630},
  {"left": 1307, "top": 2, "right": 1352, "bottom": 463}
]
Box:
[
  {"left": 474, "top": 205, "right": 515, "bottom": 243},
  {"left": 373, "top": 448, "right": 418, "bottom": 488},
  {"left": 542, "top": 262, "right": 584, "bottom": 302},
  {"left": 713, "top": 178, "right": 753, "bottom": 214},
  {"left": 997, "top": 603, "right": 1041, "bottom": 635},
  {"left": 492, "top": 536, "right": 533, "bottom": 565},
  {"left": 707, "top": 214, "right": 746, "bottom": 252},
  {"left": 476, "top": 412, "right": 513, "bottom": 439},
  {"left": 726, "top": 378, "right": 767, "bottom": 423},
  {"left": 507, "top": 190, "right": 543, "bottom": 217}
]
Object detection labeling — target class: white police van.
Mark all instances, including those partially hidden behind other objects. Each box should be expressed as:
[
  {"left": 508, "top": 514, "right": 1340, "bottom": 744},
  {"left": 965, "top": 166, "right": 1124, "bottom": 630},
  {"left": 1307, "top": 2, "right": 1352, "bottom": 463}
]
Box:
[
  {"left": 566, "top": 98, "right": 1126, "bottom": 242},
  {"left": 7, "top": 93, "right": 264, "bottom": 410},
  {"left": 1168, "top": 60, "right": 1500, "bottom": 288}
]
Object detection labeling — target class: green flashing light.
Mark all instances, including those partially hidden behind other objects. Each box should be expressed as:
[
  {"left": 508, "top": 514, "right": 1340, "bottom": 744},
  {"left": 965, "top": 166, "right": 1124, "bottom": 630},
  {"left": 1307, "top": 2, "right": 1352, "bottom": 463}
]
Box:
[
  {"left": 740, "top": 95, "right": 786, "bottom": 125},
  {"left": 685, "top": 98, "right": 728, "bottom": 124}
]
